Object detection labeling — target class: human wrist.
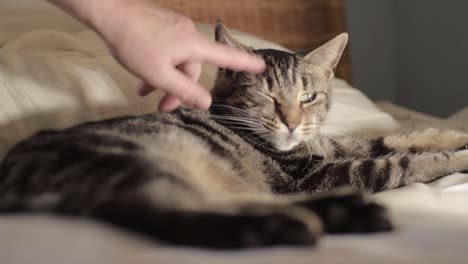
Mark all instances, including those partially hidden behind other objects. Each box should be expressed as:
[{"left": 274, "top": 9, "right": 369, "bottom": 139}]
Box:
[{"left": 46, "top": 0, "right": 122, "bottom": 35}]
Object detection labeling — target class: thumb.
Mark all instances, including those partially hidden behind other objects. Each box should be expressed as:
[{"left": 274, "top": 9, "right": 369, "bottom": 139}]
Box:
[
  {"left": 158, "top": 94, "right": 182, "bottom": 112},
  {"left": 158, "top": 62, "right": 202, "bottom": 112}
]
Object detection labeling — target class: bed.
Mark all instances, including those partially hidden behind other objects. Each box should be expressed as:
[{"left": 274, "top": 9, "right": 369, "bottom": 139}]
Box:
[{"left": 1, "top": 1, "right": 468, "bottom": 263}]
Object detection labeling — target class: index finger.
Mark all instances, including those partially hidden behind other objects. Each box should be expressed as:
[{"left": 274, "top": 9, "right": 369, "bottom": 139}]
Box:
[{"left": 192, "top": 37, "right": 265, "bottom": 73}]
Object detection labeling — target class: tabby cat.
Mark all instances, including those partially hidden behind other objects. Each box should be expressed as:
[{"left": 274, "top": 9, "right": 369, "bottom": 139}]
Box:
[{"left": 1, "top": 22, "right": 468, "bottom": 249}]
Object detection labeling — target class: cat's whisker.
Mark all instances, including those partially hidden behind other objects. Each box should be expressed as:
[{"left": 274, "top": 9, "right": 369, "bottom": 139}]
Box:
[
  {"left": 251, "top": 131, "right": 272, "bottom": 136},
  {"left": 210, "top": 114, "right": 259, "bottom": 122},
  {"left": 317, "top": 134, "right": 346, "bottom": 158},
  {"left": 251, "top": 139, "right": 278, "bottom": 152},
  {"left": 212, "top": 118, "right": 272, "bottom": 133},
  {"left": 261, "top": 123, "right": 278, "bottom": 131},
  {"left": 210, "top": 105, "right": 259, "bottom": 119},
  {"left": 321, "top": 129, "right": 364, "bottom": 144},
  {"left": 323, "top": 139, "right": 343, "bottom": 158},
  {"left": 211, "top": 117, "right": 265, "bottom": 128},
  {"left": 322, "top": 135, "right": 362, "bottom": 153},
  {"left": 260, "top": 118, "right": 277, "bottom": 127},
  {"left": 304, "top": 121, "right": 361, "bottom": 129},
  {"left": 247, "top": 133, "right": 282, "bottom": 152},
  {"left": 319, "top": 129, "right": 368, "bottom": 154},
  {"left": 300, "top": 141, "right": 315, "bottom": 172},
  {"left": 229, "top": 127, "right": 267, "bottom": 133},
  {"left": 321, "top": 123, "right": 361, "bottom": 128},
  {"left": 246, "top": 134, "right": 271, "bottom": 148},
  {"left": 302, "top": 128, "right": 362, "bottom": 157},
  {"left": 212, "top": 120, "right": 263, "bottom": 128},
  {"left": 210, "top": 115, "right": 260, "bottom": 123},
  {"left": 312, "top": 138, "right": 327, "bottom": 161},
  {"left": 210, "top": 105, "right": 278, "bottom": 131},
  {"left": 213, "top": 116, "right": 276, "bottom": 136}
]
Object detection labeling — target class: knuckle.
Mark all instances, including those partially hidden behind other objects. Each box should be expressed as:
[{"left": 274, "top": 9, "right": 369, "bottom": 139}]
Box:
[
  {"left": 174, "top": 16, "right": 196, "bottom": 33},
  {"left": 185, "top": 63, "right": 202, "bottom": 81}
]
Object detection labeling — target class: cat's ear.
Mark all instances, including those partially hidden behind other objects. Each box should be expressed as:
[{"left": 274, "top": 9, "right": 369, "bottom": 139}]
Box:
[
  {"left": 215, "top": 21, "right": 253, "bottom": 53},
  {"left": 301, "top": 33, "right": 348, "bottom": 71}
]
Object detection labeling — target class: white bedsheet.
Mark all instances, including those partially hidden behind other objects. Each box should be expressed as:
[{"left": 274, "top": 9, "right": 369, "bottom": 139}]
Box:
[
  {"left": 1, "top": 178, "right": 468, "bottom": 264},
  {"left": 1, "top": 5, "right": 468, "bottom": 263}
]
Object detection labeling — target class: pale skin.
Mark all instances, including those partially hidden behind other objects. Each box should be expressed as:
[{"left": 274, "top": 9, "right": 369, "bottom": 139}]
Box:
[{"left": 46, "top": 0, "right": 265, "bottom": 112}]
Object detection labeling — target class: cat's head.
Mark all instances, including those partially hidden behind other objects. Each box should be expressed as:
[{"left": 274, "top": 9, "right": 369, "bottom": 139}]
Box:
[{"left": 210, "top": 22, "right": 348, "bottom": 151}]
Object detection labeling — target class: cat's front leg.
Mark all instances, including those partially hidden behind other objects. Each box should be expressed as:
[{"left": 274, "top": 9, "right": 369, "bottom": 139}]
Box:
[
  {"left": 370, "top": 129, "right": 468, "bottom": 155},
  {"left": 224, "top": 190, "right": 393, "bottom": 235},
  {"left": 297, "top": 150, "right": 468, "bottom": 193}
]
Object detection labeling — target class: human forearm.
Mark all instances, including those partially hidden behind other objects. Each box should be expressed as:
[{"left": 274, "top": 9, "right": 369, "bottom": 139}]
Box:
[
  {"left": 45, "top": 0, "right": 265, "bottom": 111},
  {"left": 46, "top": 0, "right": 115, "bottom": 28}
]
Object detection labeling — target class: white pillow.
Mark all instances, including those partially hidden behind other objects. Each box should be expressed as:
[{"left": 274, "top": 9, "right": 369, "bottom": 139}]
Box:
[
  {"left": 0, "top": 22, "right": 399, "bottom": 157},
  {"left": 0, "top": 0, "right": 86, "bottom": 45}
]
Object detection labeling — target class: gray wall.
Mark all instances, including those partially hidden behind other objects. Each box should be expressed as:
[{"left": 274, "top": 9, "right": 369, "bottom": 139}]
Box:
[
  {"left": 345, "top": 0, "right": 468, "bottom": 117},
  {"left": 344, "top": 0, "right": 395, "bottom": 102}
]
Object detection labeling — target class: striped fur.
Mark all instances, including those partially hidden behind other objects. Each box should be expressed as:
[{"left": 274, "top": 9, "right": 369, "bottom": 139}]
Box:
[{"left": 0, "top": 23, "right": 467, "bottom": 249}]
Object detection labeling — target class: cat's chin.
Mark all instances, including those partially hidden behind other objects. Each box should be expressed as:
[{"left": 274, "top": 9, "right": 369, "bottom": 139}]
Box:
[{"left": 273, "top": 139, "right": 301, "bottom": 152}]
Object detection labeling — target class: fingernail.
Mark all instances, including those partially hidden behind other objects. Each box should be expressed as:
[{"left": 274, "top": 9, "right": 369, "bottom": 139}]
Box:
[
  {"left": 194, "top": 94, "right": 212, "bottom": 110},
  {"left": 256, "top": 56, "right": 266, "bottom": 72}
]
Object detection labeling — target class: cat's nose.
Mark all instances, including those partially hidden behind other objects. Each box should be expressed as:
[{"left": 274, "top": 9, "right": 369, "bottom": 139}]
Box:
[{"left": 287, "top": 123, "right": 298, "bottom": 132}]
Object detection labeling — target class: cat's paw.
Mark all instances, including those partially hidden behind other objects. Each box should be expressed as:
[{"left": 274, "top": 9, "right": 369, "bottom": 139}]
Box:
[
  {"left": 447, "top": 131, "right": 468, "bottom": 151},
  {"left": 236, "top": 210, "right": 320, "bottom": 247},
  {"left": 454, "top": 149, "right": 468, "bottom": 174},
  {"left": 400, "top": 129, "right": 468, "bottom": 152},
  {"left": 296, "top": 191, "right": 393, "bottom": 233},
  {"left": 456, "top": 143, "right": 468, "bottom": 152}
]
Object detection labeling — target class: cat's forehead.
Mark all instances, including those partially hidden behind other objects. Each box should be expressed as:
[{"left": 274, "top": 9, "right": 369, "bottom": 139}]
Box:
[
  {"left": 252, "top": 49, "right": 330, "bottom": 93},
  {"left": 255, "top": 49, "right": 298, "bottom": 67},
  {"left": 254, "top": 49, "right": 299, "bottom": 88},
  {"left": 253, "top": 49, "right": 314, "bottom": 93}
]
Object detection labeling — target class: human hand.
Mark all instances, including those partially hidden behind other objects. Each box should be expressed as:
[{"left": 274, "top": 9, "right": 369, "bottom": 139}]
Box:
[{"left": 84, "top": 0, "right": 265, "bottom": 112}]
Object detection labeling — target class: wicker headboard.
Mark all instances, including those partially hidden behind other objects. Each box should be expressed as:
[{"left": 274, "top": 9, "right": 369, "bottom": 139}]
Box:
[{"left": 155, "top": 0, "right": 351, "bottom": 82}]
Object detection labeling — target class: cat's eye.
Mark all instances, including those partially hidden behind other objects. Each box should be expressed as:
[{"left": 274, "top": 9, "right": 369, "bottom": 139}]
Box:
[{"left": 299, "top": 93, "right": 317, "bottom": 104}]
